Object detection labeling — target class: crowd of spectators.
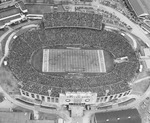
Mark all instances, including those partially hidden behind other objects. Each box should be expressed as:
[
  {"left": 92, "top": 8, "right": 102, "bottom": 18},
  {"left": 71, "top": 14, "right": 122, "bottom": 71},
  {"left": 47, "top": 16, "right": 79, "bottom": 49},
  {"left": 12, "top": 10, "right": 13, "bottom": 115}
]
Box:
[
  {"left": 100, "top": 0, "right": 140, "bottom": 24},
  {"left": 43, "top": 12, "right": 103, "bottom": 30},
  {"left": 7, "top": 12, "right": 139, "bottom": 97},
  {"left": 73, "top": 5, "right": 132, "bottom": 30},
  {"left": 97, "top": 9, "right": 132, "bottom": 30}
]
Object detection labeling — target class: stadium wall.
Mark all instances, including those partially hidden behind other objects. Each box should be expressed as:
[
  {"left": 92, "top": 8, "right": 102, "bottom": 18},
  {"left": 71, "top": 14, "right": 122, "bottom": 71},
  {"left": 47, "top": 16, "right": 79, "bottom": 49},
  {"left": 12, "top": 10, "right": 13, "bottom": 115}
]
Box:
[
  {"left": 20, "top": 89, "right": 131, "bottom": 105},
  {"left": 20, "top": 89, "right": 59, "bottom": 104}
]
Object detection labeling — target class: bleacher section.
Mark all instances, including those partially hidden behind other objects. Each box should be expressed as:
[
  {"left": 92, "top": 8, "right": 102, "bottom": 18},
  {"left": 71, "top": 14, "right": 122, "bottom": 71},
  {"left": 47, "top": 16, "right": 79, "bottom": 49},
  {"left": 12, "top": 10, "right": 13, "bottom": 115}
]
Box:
[
  {"left": 43, "top": 12, "right": 103, "bottom": 30},
  {"left": 6, "top": 12, "right": 139, "bottom": 100}
]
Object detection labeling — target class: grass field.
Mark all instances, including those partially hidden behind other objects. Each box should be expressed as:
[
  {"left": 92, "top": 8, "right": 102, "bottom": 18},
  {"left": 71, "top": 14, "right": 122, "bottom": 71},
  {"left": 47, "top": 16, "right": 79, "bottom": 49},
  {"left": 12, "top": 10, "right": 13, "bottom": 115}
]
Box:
[{"left": 31, "top": 48, "right": 114, "bottom": 74}]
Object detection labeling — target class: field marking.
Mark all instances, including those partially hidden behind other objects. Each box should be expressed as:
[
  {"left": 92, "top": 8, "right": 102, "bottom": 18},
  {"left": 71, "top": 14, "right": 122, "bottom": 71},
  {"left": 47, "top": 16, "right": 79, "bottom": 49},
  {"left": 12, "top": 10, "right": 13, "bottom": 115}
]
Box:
[
  {"left": 97, "top": 50, "right": 106, "bottom": 73},
  {"left": 42, "top": 49, "right": 46, "bottom": 72},
  {"left": 47, "top": 49, "right": 49, "bottom": 72},
  {"left": 42, "top": 49, "right": 44, "bottom": 72},
  {"left": 101, "top": 50, "right": 106, "bottom": 72},
  {"left": 97, "top": 50, "right": 102, "bottom": 72},
  {"left": 43, "top": 49, "right": 104, "bottom": 73},
  {"left": 42, "top": 49, "right": 49, "bottom": 72}
]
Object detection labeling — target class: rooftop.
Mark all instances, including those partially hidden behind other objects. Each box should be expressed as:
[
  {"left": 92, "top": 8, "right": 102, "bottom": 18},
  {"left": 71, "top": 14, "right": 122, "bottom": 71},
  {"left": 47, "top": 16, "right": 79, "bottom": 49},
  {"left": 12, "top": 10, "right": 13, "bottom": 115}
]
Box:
[
  {"left": 128, "top": 0, "right": 149, "bottom": 17},
  {"left": 94, "top": 109, "right": 141, "bottom": 123}
]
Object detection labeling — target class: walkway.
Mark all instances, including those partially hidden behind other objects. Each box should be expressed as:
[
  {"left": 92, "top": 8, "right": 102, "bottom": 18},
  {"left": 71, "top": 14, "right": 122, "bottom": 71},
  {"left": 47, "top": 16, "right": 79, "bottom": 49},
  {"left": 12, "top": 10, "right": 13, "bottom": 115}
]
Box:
[
  {"left": 134, "top": 76, "right": 150, "bottom": 84},
  {"left": 124, "top": 32, "right": 138, "bottom": 49},
  {"left": 0, "top": 24, "right": 38, "bottom": 65},
  {"left": 0, "top": 27, "right": 14, "bottom": 65},
  {"left": 105, "top": 25, "right": 138, "bottom": 49},
  {"left": 4, "top": 31, "right": 17, "bottom": 57},
  {"left": 4, "top": 24, "right": 38, "bottom": 57}
]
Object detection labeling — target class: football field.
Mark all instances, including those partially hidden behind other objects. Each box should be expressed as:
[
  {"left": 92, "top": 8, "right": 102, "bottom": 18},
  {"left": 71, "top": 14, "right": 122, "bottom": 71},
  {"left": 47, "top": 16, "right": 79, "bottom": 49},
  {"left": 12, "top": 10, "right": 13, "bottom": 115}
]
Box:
[{"left": 42, "top": 49, "right": 106, "bottom": 73}]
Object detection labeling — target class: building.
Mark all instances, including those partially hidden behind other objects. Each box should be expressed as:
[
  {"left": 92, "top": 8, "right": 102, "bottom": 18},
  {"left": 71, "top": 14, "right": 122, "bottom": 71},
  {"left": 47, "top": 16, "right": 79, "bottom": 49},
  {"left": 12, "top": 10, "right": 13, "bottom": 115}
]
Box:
[
  {"left": 128, "top": 0, "right": 149, "bottom": 17},
  {"left": 92, "top": 109, "right": 141, "bottom": 123},
  {"left": 141, "top": 23, "right": 150, "bottom": 34}
]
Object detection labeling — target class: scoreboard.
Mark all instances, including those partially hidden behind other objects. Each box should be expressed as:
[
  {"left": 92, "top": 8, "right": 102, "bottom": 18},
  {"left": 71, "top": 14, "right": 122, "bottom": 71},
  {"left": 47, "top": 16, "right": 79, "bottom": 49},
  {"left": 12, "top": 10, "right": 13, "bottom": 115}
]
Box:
[{"left": 59, "top": 92, "right": 97, "bottom": 105}]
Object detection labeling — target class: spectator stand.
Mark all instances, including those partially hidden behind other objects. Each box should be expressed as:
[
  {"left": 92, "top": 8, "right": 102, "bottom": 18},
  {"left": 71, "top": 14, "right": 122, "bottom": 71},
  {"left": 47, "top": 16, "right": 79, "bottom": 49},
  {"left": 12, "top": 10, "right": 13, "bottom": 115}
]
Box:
[{"left": 5, "top": 12, "right": 139, "bottom": 105}]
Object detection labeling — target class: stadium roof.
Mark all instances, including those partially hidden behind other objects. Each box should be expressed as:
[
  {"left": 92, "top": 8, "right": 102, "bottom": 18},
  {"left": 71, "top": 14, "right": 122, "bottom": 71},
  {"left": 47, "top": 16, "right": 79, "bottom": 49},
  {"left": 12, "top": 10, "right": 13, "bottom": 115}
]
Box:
[
  {"left": 141, "top": 23, "right": 150, "bottom": 33},
  {"left": 94, "top": 109, "right": 141, "bottom": 123},
  {"left": 128, "top": 0, "right": 149, "bottom": 17}
]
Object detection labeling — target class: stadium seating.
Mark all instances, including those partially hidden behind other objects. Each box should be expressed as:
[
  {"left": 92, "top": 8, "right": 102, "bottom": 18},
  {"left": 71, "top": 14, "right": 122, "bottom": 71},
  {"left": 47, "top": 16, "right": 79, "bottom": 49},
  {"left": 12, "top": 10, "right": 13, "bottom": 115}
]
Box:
[
  {"left": 7, "top": 12, "right": 139, "bottom": 97},
  {"left": 43, "top": 12, "right": 103, "bottom": 30}
]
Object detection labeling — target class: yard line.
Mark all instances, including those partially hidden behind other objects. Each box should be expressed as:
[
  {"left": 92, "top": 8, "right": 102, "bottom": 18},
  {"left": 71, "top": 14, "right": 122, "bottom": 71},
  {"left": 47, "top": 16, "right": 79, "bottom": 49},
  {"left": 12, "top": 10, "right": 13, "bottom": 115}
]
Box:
[
  {"left": 101, "top": 50, "right": 106, "bottom": 72},
  {"left": 51, "top": 49, "right": 54, "bottom": 72},
  {"left": 60, "top": 50, "right": 62, "bottom": 72},
  {"left": 58, "top": 50, "right": 60, "bottom": 72},
  {"left": 67, "top": 49, "right": 69, "bottom": 72},
  {"left": 47, "top": 49, "right": 50, "bottom": 72},
  {"left": 86, "top": 50, "right": 88, "bottom": 72},
  {"left": 71, "top": 50, "right": 73, "bottom": 72},
  {"left": 42, "top": 49, "right": 46, "bottom": 72},
  {"left": 42, "top": 49, "right": 44, "bottom": 72},
  {"left": 97, "top": 50, "right": 102, "bottom": 72}
]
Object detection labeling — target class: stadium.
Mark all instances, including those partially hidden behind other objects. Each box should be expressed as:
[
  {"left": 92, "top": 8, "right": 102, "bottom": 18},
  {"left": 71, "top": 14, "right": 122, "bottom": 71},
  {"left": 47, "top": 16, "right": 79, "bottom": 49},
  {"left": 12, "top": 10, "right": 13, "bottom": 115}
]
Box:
[
  {"left": 5, "top": 12, "right": 139, "bottom": 101},
  {"left": 1, "top": 0, "right": 150, "bottom": 123}
]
